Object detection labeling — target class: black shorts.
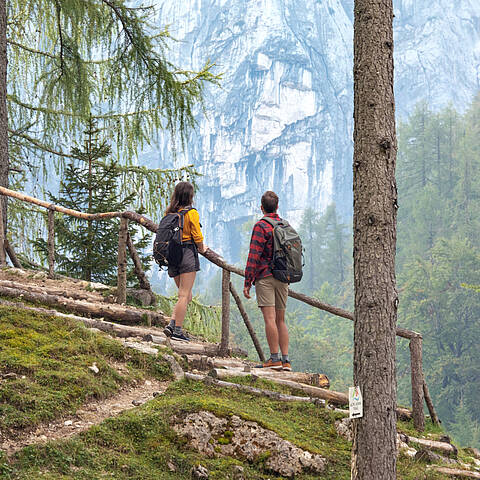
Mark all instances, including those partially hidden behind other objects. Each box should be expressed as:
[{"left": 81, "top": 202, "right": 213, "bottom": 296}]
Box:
[{"left": 168, "top": 243, "right": 200, "bottom": 278}]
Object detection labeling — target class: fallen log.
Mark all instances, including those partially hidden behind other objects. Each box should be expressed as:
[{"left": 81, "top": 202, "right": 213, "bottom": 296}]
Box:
[
  {"left": 0, "top": 284, "right": 166, "bottom": 326},
  {"left": 433, "top": 467, "right": 480, "bottom": 479},
  {"left": 0, "top": 279, "right": 105, "bottom": 303},
  {"left": 183, "top": 354, "right": 246, "bottom": 370},
  {"left": 225, "top": 374, "right": 348, "bottom": 406},
  {"left": 147, "top": 335, "right": 247, "bottom": 358},
  {"left": 185, "top": 373, "right": 325, "bottom": 405},
  {"left": 0, "top": 299, "right": 168, "bottom": 339},
  {"left": 209, "top": 367, "right": 330, "bottom": 388},
  {"left": 406, "top": 435, "right": 457, "bottom": 457}
]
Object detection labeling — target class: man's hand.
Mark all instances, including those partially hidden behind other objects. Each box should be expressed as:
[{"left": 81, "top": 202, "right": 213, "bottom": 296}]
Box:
[{"left": 243, "top": 286, "right": 251, "bottom": 299}]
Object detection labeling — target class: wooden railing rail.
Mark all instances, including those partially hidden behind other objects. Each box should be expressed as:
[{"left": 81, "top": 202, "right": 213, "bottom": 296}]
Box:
[{"left": 0, "top": 185, "right": 439, "bottom": 431}]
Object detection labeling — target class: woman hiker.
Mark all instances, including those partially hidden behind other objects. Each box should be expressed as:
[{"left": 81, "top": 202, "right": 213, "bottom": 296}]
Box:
[{"left": 163, "top": 181, "right": 208, "bottom": 341}]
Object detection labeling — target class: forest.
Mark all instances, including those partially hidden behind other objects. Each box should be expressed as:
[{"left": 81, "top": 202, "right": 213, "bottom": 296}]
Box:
[{"left": 228, "top": 95, "right": 480, "bottom": 448}]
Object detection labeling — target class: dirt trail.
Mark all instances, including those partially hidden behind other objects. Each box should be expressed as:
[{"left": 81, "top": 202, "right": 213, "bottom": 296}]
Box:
[{"left": 1, "top": 378, "right": 169, "bottom": 457}]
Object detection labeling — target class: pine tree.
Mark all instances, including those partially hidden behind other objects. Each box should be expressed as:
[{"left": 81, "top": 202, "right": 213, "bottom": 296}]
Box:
[
  {"left": 352, "top": 0, "right": 398, "bottom": 477},
  {"left": 3, "top": 0, "right": 220, "bottom": 234},
  {"left": 35, "top": 119, "right": 150, "bottom": 285}
]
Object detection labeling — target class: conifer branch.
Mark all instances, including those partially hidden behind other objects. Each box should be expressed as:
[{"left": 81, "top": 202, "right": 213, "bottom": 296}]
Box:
[{"left": 8, "top": 129, "right": 74, "bottom": 158}]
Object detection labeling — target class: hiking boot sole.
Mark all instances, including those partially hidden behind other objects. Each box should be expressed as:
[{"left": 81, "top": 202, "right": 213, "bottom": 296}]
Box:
[{"left": 163, "top": 326, "right": 173, "bottom": 337}]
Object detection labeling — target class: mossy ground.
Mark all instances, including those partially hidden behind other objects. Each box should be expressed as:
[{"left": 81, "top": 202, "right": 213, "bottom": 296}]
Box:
[
  {"left": 0, "top": 304, "right": 464, "bottom": 479},
  {"left": 0, "top": 306, "right": 172, "bottom": 433}
]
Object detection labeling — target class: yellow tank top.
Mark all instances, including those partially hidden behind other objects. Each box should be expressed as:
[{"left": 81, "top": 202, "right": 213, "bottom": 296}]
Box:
[{"left": 179, "top": 208, "right": 203, "bottom": 243}]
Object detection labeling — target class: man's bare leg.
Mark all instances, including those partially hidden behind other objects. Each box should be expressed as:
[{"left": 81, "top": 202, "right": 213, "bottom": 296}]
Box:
[
  {"left": 275, "top": 309, "right": 289, "bottom": 355},
  {"left": 261, "top": 306, "right": 279, "bottom": 355}
]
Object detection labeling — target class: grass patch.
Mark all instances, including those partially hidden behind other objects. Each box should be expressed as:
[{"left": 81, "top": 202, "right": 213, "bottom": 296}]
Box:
[
  {"left": 0, "top": 305, "right": 172, "bottom": 433},
  {"left": 2, "top": 372, "right": 461, "bottom": 479}
]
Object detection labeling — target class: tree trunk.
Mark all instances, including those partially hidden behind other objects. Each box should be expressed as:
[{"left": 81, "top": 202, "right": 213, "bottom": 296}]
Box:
[
  {"left": 0, "top": 0, "right": 8, "bottom": 231},
  {"left": 352, "top": 0, "right": 398, "bottom": 478},
  {"left": 116, "top": 217, "right": 128, "bottom": 304}
]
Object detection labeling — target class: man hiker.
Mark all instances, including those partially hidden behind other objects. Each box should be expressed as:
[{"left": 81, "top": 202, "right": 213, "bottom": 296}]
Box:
[{"left": 243, "top": 191, "right": 291, "bottom": 371}]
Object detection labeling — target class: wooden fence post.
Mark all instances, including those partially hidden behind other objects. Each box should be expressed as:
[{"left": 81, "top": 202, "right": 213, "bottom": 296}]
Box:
[
  {"left": 229, "top": 281, "right": 266, "bottom": 362},
  {"left": 410, "top": 335, "right": 425, "bottom": 432},
  {"left": 116, "top": 217, "right": 128, "bottom": 304},
  {"left": 219, "top": 269, "right": 230, "bottom": 356},
  {"left": 47, "top": 208, "right": 55, "bottom": 278}
]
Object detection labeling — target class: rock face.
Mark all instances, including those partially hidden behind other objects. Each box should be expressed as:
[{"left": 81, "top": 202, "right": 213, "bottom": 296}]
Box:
[
  {"left": 148, "top": 0, "right": 480, "bottom": 268},
  {"left": 173, "top": 410, "right": 326, "bottom": 477}
]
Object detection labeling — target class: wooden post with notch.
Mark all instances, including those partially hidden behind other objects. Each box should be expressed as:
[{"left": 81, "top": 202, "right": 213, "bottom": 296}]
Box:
[
  {"left": 116, "top": 217, "right": 128, "bottom": 304},
  {"left": 410, "top": 335, "right": 425, "bottom": 432},
  {"left": 219, "top": 269, "right": 230, "bottom": 356},
  {"left": 47, "top": 208, "right": 55, "bottom": 278},
  {"left": 229, "top": 281, "right": 265, "bottom": 362}
]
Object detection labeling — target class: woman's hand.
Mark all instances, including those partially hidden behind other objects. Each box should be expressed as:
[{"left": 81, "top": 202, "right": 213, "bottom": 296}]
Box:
[{"left": 196, "top": 242, "right": 208, "bottom": 254}]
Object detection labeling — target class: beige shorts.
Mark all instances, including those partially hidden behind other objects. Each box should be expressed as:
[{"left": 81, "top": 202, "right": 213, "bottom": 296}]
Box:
[{"left": 255, "top": 275, "right": 288, "bottom": 310}]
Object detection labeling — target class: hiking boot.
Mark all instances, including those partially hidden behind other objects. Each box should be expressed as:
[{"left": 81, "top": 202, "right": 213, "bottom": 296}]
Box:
[
  {"left": 163, "top": 324, "right": 174, "bottom": 337},
  {"left": 282, "top": 361, "right": 292, "bottom": 372},
  {"left": 254, "top": 358, "right": 283, "bottom": 370},
  {"left": 171, "top": 331, "right": 190, "bottom": 342}
]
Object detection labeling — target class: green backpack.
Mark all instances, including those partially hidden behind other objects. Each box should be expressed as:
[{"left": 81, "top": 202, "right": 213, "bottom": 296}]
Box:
[{"left": 262, "top": 217, "right": 304, "bottom": 284}]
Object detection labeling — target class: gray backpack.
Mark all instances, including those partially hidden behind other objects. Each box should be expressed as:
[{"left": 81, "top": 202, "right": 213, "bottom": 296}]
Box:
[{"left": 262, "top": 217, "right": 304, "bottom": 283}]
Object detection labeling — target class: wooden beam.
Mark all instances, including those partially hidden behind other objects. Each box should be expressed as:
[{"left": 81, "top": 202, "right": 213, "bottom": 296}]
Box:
[
  {"left": 229, "top": 281, "right": 265, "bottom": 362},
  {"left": 423, "top": 380, "right": 440, "bottom": 426},
  {"left": 126, "top": 232, "right": 153, "bottom": 293},
  {"left": 0, "top": 284, "right": 166, "bottom": 325},
  {"left": 185, "top": 372, "right": 325, "bottom": 405},
  {"left": 209, "top": 367, "right": 330, "bottom": 388},
  {"left": 4, "top": 238, "right": 21, "bottom": 268},
  {"left": 433, "top": 468, "right": 480, "bottom": 479}
]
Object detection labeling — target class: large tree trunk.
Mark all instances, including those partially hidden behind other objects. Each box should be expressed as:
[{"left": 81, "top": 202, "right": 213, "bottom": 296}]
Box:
[
  {"left": 352, "top": 0, "right": 398, "bottom": 478},
  {"left": 0, "top": 0, "right": 8, "bottom": 229}
]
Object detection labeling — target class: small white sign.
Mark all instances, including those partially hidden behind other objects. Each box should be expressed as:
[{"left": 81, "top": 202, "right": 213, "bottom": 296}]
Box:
[{"left": 349, "top": 386, "right": 363, "bottom": 419}]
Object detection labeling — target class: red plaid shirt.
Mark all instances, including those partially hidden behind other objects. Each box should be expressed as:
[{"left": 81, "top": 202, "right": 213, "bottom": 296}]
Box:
[{"left": 244, "top": 213, "right": 280, "bottom": 289}]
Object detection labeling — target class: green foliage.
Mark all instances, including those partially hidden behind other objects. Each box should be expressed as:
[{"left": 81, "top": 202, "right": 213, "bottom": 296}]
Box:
[
  {"left": 297, "top": 204, "right": 352, "bottom": 295},
  {"left": 0, "top": 305, "right": 171, "bottom": 433},
  {"left": 32, "top": 120, "right": 151, "bottom": 285},
  {"left": 6, "top": 0, "right": 219, "bottom": 263},
  {"left": 156, "top": 294, "right": 221, "bottom": 342},
  {"left": 396, "top": 94, "right": 480, "bottom": 447},
  {"left": 7, "top": 0, "right": 220, "bottom": 164}
]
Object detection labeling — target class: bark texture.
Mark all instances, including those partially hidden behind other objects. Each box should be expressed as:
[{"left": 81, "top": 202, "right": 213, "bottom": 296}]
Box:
[
  {"left": 352, "top": 0, "right": 398, "bottom": 478},
  {"left": 47, "top": 209, "right": 55, "bottom": 278},
  {"left": 410, "top": 337, "right": 425, "bottom": 431},
  {"left": 229, "top": 281, "right": 266, "bottom": 362},
  {"left": 116, "top": 217, "right": 128, "bottom": 304},
  {"left": 219, "top": 269, "right": 230, "bottom": 356},
  {"left": 0, "top": 0, "right": 8, "bottom": 229}
]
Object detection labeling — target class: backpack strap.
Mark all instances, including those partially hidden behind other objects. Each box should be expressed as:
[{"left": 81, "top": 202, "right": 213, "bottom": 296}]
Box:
[{"left": 261, "top": 216, "right": 285, "bottom": 228}]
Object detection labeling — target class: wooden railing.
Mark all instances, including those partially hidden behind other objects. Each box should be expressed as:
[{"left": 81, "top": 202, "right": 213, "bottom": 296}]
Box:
[{"left": 0, "top": 186, "right": 438, "bottom": 431}]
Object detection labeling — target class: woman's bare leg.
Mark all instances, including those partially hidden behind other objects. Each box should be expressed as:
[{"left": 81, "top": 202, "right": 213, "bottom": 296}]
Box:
[{"left": 172, "top": 271, "right": 196, "bottom": 327}]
